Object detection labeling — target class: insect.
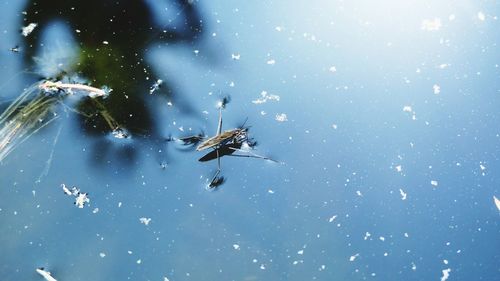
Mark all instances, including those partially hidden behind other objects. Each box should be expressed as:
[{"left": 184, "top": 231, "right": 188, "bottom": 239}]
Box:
[{"left": 197, "top": 98, "right": 277, "bottom": 189}]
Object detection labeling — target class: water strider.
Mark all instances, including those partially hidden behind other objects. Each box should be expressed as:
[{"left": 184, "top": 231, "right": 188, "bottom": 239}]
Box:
[{"left": 196, "top": 98, "right": 278, "bottom": 189}]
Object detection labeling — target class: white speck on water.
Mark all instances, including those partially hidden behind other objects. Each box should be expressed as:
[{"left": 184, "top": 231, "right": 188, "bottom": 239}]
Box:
[
  {"left": 297, "top": 249, "right": 304, "bottom": 255},
  {"left": 379, "top": 236, "right": 385, "bottom": 241},
  {"left": 21, "top": 23, "right": 37, "bottom": 36},
  {"left": 332, "top": 123, "right": 338, "bottom": 129},
  {"left": 411, "top": 262, "right": 417, "bottom": 271},
  {"left": 102, "top": 41, "right": 109, "bottom": 45},
  {"left": 349, "top": 253, "right": 359, "bottom": 261},
  {"left": 329, "top": 66, "right": 337, "bottom": 73},
  {"left": 395, "top": 165, "right": 402, "bottom": 172},
  {"left": 431, "top": 180, "right": 438, "bottom": 187},
  {"left": 92, "top": 208, "right": 99, "bottom": 214},
  {"left": 404, "top": 232, "right": 409, "bottom": 238},
  {"left": 268, "top": 189, "right": 274, "bottom": 194},
  {"left": 433, "top": 84, "right": 441, "bottom": 94},
  {"left": 443, "top": 259, "right": 448, "bottom": 265},
  {"left": 364, "top": 232, "right": 371, "bottom": 240},
  {"left": 233, "top": 244, "right": 240, "bottom": 250},
  {"left": 231, "top": 53, "right": 240, "bottom": 60},
  {"left": 328, "top": 215, "right": 337, "bottom": 223},
  {"left": 478, "top": 11, "right": 486, "bottom": 21},
  {"left": 441, "top": 268, "right": 451, "bottom": 281},
  {"left": 164, "top": 277, "right": 170, "bottom": 281},
  {"left": 252, "top": 91, "right": 280, "bottom": 104},
  {"left": 403, "top": 106, "right": 412, "bottom": 112},
  {"left": 493, "top": 196, "right": 500, "bottom": 211},
  {"left": 118, "top": 202, "right": 122, "bottom": 208},
  {"left": 99, "top": 252, "right": 106, "bottom": 258},
  {"left": 399, "top": 189, "right": 407, "bottom": 200},
  {"left": 275, "top": 113, "right": 288, "bottom": 122},
  {"left": 275, "top": 26, "right": 282, "bottom": 32},
  {"left": 139, "top": 217, "right": 151, "bottom": 226},
  {"left": 267, "top": 59, "right": 276, "bottom": 65},
  {"left": 260, "top": 264, "right": 266, "bottom": 270},
  {"left": 356, "top": 190, "right": 362, "bottom": 197},
  {"left": 421, "top": 18, "right": 442, "bottom": 31},
  {"left": 136, "top": 259, "right": 142, "bottom": 264}
]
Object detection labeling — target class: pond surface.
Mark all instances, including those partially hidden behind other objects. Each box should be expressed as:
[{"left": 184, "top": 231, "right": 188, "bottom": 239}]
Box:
[{"left": 1, "top": 1, "right": 499, "bottom": 280}]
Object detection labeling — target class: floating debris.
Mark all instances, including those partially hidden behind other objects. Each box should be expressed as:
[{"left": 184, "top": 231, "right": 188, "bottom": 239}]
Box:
[
  {"left": 61, "top": 184, "right": 89, "bottom": 208},
  {"left": 349, "top": 253, "right": 359, "bottom": 261},
  {"left": 21, "top": 23, "right": 38, "bottom": 37},
  {"left": 275, "top": 113, "right": 288, "bottom": 122},
  {"left": 149, "top": 79, "right": 163, "bottom": 95},
  {"left": 421, "top": 18, "right": 441, "bottom": 31},
  {"left": 232, "top": 244, "right": 240, "bottom": 250},
  {"left": 433, "top": 84, "right": 441, "bottom": 94},
  {"left": 441, "top": 268, "right": 451, "bottom": 281},
  {"left": 328, "top": 215, "right": 337, "bottom": 223},
  {"left": 431, "top": 180, "right": 438, "bottom": 187},
  {"left": 399, "top": 188, "right": 407, "bottom": 200},
  {"left": 266, "top": 59, "right": 276, "bottom": 65},
  {"left": 494, "top": 196, "right": 500, "bottom": 211},
  {"left": 39, "top": 80, "right": 111, "bottom": 98},
  {"left": 329, "top": 66, "right": 337, "bottom": 73},
  {"left": 139, "top": 217, "right": 151, "bottom": 226},
  {"left": 477, "top": 11, "right": 486, "bottom": 21},
  {"left": 36, "top": 267, "right": 57, "bottom": 281},
  {"left": 9, "top": 45, "right": 20, "bottom": 53},
  {"left": 231, "top": 53, "right": 241, "bottom": 60},
  {"left": 252, "top": 91, "right": 280, "bottom": 104}
]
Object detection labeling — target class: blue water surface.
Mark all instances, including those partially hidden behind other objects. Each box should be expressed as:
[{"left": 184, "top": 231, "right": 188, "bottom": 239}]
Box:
[{"left": 0, "top": 1, "right": 499, "bottom": 280}]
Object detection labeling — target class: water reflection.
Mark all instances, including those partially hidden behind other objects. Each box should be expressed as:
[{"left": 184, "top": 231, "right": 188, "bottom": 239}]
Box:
[{"left": 21, "top": 0, "right": 205, "bottom": 168}]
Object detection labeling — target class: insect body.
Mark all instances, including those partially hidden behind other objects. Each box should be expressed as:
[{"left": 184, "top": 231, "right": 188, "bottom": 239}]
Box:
[{"left": 197, "top": 101, "right": 276, "bottom": 189}]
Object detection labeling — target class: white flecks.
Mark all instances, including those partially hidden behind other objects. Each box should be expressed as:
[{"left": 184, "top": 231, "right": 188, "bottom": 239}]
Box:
[
  {"left": 164, "top": 277, "right": 170, "bottom": 281},
  {"left": 99, "top": 252, "right": 106, "bottom": 258},
  {"left": 329, "top": 66, "right": 337, "bottom": 73},
  {"left": 136, "top": 259, "right": 142, "bottom": 264},
  {"left": 102, "top": 41, "right": 109, "bottom": 45},
  {"left": 395, "top": 165, "right": 402, "bottom": 172},
  {"left": 441, "top": 268, "right": 451, "bottom": 281},
  {"left": 74, "top": 192, "right": 90, "bottom": 208},
  {"left": 438, "top": 63, "right": 450, "bottom": 69},
  {"left": 252, "top": 91, "right": 280, "bottom": 104},
  {"left": 75, "top": 29, "right": 81, "bottom": 33},
  {"left": 275, "top": 113, "right": 288, "bottom": 122},
  {"left": 433, "top": 84, "right": 441, "bottom": 94},
  {"left": 118, "top": 202, "right": 122, "bottom": 208},
  {"left": 21, "top": 23, "right": 38, "bottom": 36},
  {"left": 268, "top": 189, "right": 275, "bottom": 194},
  {"left": 364, "top": 232, "right": 371, "bottom": 240},
  {"left": 319, "top": 264, "right": 326, "bottom": 271},
  {"left": 36, "top": 268, "right": 57, "bottom": 281},
  {"left": 379, "top": 236, "right": 385, "bottom": 242},
  {"left": 356, "top": 190, "right": 363, "bottom": 197},
  {"left": 411, "top": 262, "right": 417, "bottom": 271},
  {"left": 332, "top": 123, "right": 338, "bottom": 129},
  {"left": 443, "top": 259, "right": 449, "bottom": 265},
  {"left": 275, "top": 26, "right": 282, "bottom": 32},
  {"left": 403, "top": 106, "right": 412, "bottom": 112},
  {"left": 349, "top": 253, "right": 359, "bottom": 262},
  {"left": 480, "top": 164, "right": 486, "bottom": 170},
  {"left": 232, "top": 244, "right": 240, "bottom": 250},
  {"left": 139, "top": 217, "right": 151, "bottom": 226},
  {"left": 383, "top": 252, "right": 388, "bottom": 257},
  {"left": 149, "top": 79, "right": 163, "bottom": 95},
  {"left": 231, "top": 53, "right": 241, "bottom": 60},
  {"left": 477, "top": 11, "right": 486, "bottom": 21},
  {"left": 493, "top": 196, "right": 500, "bottom": 211},
  {"left": 421, "top": 18, "right": 442, "bottom": 31},
  {"left": 297, "top": 249, "right": 304, "bottom": 255},
  {"left": 399, "top": 188, "right": 407, "bottom": 200},
  {"left": 404, "top": 232, "right": 409, "bottom": 238},
  {"left": 266, "top": 59, "right": 276, "bottom": 65},
  {"left": 431, "top": 180, "right": 438, "bottom": 187},
  {"left": 260, "top": 264, "right": 266, "bottom": 270},
  {"left": 92, "top": 208, "right": 99, "bottom": 214},
  {"left": 328, "top": 215, "right": 337, "bottom": 223}
]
